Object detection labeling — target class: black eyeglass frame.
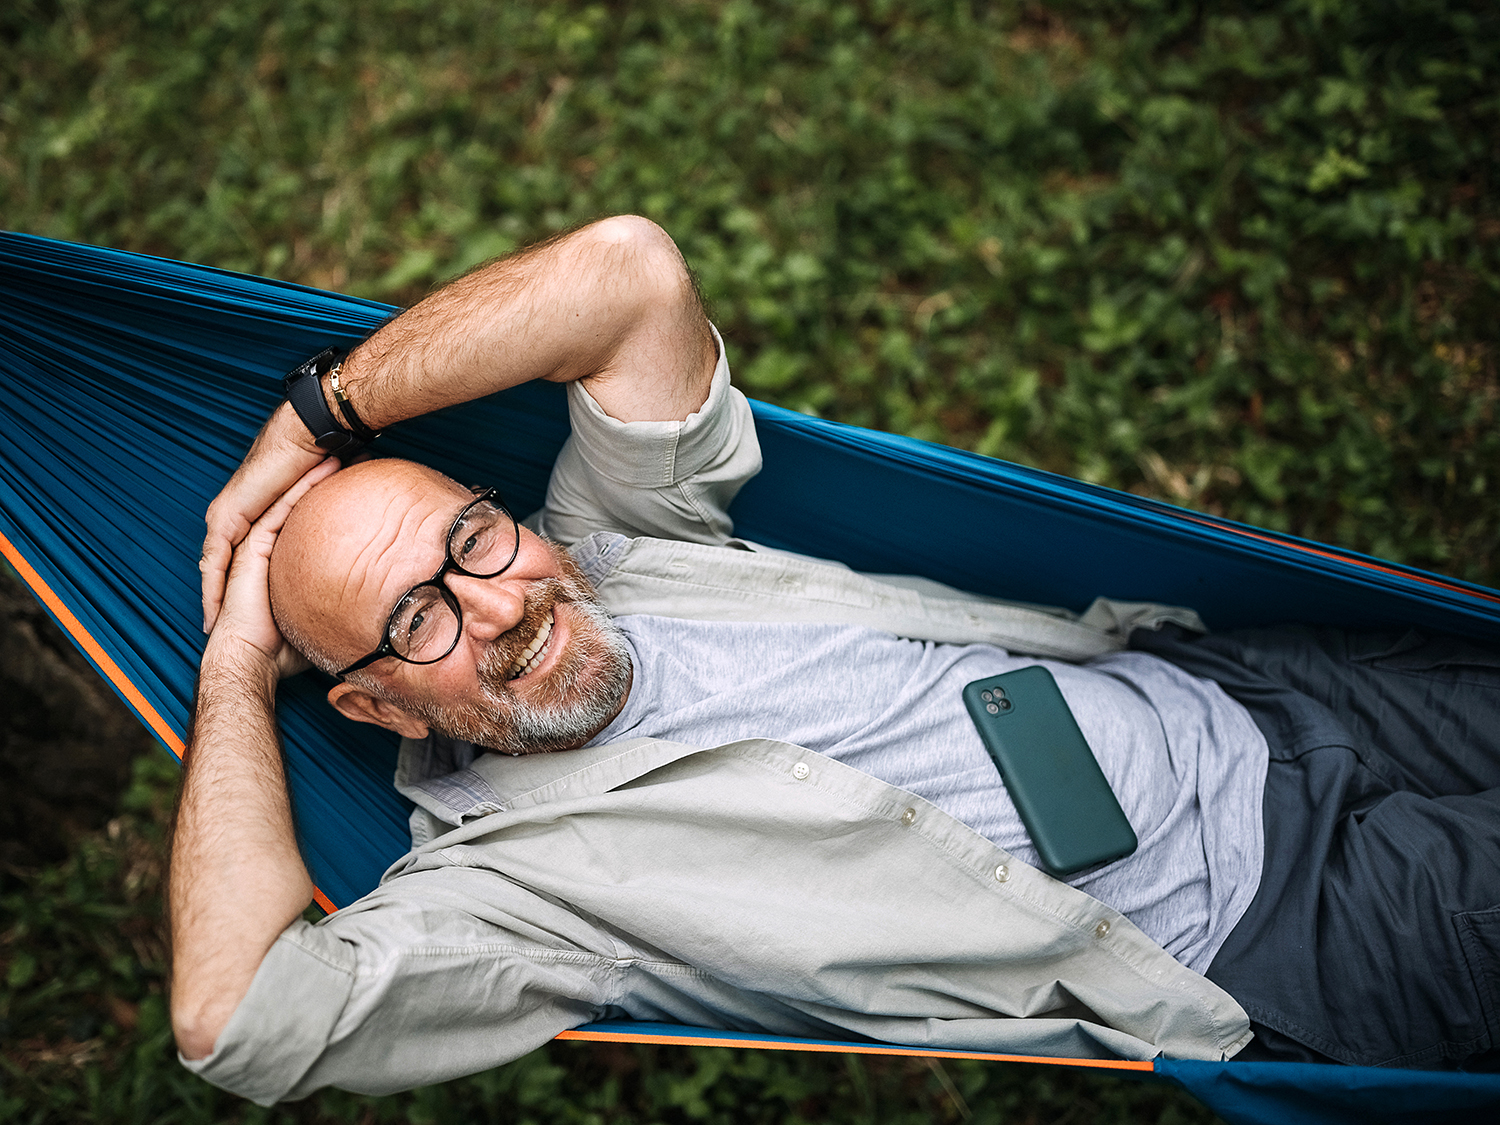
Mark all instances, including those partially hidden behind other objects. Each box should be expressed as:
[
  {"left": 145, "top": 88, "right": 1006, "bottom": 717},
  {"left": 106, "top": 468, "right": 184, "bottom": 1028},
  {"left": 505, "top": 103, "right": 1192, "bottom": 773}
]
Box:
[{"left": 336, "top": 488, "right": 519, "bottom": 678}]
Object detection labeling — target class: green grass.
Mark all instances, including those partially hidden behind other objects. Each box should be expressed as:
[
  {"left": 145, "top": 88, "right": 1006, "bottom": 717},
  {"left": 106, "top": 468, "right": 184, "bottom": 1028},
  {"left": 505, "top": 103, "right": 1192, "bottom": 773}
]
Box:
[
  {"left": 3, "top": 0, "right": 1497, "bottom": 1119},
  {"left": 4, "top": 0, "right": 1495, "bottom": 584}
]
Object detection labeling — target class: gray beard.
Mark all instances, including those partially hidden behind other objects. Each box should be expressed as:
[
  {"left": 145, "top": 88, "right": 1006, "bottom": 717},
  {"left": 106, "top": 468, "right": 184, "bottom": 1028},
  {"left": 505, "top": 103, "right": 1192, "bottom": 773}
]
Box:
[{"left": 383, "top": 546, "right": 633, "bottom": 755}]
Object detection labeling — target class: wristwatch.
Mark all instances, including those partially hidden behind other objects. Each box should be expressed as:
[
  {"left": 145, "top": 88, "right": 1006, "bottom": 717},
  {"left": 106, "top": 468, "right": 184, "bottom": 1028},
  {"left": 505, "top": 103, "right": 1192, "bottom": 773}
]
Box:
[{"left": 283, "top": 347, "right": 380, "bottom": 454}]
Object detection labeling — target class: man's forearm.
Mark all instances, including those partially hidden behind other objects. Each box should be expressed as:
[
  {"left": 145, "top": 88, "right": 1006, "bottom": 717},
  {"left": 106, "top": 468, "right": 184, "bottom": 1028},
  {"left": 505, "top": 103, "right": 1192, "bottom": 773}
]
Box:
[
  {"left": 170, "top": 646, "right": 313, "bottom": 1060},
  {"left": 336, "top": 214, "right": 715, "bottom": 429}
]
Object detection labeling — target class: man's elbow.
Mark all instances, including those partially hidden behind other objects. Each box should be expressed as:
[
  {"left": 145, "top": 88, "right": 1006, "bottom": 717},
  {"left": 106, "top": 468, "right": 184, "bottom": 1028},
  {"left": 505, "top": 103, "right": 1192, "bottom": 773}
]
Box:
[
  {"left": 585, "top": 213, "right": 677, "bottom": 258},
  {"left": 584, "top": 215, "right": 695, "bottom": 299},
  {"left": 172, "top": 999, "right": 224, "bottom": 1061},
  {"left": 171, "top": 977, "right": 249, "bottom": 1060}
]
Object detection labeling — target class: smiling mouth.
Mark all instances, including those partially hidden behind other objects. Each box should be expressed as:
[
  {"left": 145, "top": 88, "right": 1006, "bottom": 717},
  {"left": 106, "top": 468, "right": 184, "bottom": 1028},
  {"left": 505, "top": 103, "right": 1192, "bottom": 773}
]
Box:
[{"left": 504, "top": 612, "right": 555, "bottom": 681}]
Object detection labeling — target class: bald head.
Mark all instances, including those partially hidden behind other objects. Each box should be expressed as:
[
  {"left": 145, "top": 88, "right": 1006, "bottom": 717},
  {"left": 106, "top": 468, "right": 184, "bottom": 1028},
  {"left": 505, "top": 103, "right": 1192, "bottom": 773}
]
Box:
[
  {"left": 269, "top": 458, "right": 472, "bottom": 674},
  {"left": 266, "top": 456, "right": 632, "bottom": 753}
]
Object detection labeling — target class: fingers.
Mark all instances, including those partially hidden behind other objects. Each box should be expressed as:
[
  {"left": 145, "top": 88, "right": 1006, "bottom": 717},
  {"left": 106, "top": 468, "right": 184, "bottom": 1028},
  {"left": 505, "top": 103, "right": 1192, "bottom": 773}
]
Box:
[
  {"left": 200, "top": 546, "right": 229, "bottom": 635},
  {"left": 208, "top": 458, "right": 342, "bottom": 670},
  {"left": 275, "top": 649, "right": 314, "bottom": 681},
  {"left": 200, "top": 456, "right": 341, "bottom": 633},
  {"left": 200, "top": 515, "right": 250, "bottom": 634},
  {"left": 263, "top": 458, "right": 342, "bottom": 532},
  {"left": 227, "top": 457, "right": 342, "bottom": 575}
]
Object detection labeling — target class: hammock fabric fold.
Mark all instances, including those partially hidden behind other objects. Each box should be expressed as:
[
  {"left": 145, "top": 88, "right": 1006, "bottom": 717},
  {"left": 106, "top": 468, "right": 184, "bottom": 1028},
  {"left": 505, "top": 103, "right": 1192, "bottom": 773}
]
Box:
[{"left": 3, "top": 231, "right": 1498, "bottom": 1125}]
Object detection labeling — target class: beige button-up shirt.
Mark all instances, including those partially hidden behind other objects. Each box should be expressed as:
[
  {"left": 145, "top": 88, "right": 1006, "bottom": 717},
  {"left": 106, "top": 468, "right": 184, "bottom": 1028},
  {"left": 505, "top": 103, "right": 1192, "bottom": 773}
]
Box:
[
  {"left": 190, "top": 732, "right": 1251, "bottom": 1104},
  {"left": 185, "top": 335, "right": 1250, "bottom": 1104}
]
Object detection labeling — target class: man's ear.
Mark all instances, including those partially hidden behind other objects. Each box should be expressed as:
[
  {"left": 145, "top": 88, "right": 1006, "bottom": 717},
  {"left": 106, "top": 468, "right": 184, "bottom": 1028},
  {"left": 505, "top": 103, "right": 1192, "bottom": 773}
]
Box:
[{"left": 327, "top": 682, "right": 431, "bottom": 740}]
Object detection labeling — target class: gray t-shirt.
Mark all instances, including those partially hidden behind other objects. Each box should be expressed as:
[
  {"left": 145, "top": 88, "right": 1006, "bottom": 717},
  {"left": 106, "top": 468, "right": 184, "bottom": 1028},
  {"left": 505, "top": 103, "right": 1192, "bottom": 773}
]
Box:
[{"left": 589, "top": 616, "right": 1266, "bottom": 974}]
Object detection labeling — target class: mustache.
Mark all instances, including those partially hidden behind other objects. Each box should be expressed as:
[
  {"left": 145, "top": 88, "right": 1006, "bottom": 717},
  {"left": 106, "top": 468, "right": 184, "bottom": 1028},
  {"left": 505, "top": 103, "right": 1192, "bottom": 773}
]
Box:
[{"left": 476, "top": 578, "right": 578, "bottom": 688}]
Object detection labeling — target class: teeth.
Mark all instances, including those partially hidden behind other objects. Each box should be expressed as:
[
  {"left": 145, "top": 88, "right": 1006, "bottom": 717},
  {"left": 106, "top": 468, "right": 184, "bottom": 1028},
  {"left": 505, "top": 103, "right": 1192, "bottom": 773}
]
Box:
[{"left": 506, "top": 614, "right": 554, "bottom": 680}]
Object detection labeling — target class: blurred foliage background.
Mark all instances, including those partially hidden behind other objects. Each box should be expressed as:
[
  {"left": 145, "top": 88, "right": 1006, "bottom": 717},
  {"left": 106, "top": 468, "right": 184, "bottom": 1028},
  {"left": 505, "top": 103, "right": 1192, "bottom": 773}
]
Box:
[{"left": 2, "top": 0, "right": 1496, "bottom": 1120}]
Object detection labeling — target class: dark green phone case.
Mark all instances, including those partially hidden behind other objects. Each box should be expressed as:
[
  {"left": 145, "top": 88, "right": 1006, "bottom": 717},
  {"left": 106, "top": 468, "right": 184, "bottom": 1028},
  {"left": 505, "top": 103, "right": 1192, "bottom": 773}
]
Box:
[{"left": 963, "top": 666, "right": 1137, "bottom": 877}]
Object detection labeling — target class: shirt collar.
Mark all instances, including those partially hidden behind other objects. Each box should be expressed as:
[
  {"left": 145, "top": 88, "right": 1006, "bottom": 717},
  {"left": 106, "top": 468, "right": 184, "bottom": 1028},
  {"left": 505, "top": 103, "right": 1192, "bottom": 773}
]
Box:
[{"left": 396, "top": 732, "right": 701, "bottom": 828}]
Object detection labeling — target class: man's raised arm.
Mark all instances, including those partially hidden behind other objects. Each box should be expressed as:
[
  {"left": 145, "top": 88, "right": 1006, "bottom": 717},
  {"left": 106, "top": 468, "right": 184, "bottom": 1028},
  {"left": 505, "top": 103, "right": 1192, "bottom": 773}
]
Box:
[
  {"left": 172, "top": 461, "right": 339, "bottom": 1060},
  {"left": 201, "top": 216, "right": 716, "bottom": 630}
]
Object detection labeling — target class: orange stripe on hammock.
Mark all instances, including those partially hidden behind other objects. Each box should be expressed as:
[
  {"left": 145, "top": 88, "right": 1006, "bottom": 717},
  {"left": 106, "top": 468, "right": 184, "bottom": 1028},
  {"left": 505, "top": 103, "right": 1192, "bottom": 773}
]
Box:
[
  {"left": 2, "top": 529, "right": 186, "bottom": 756},
  {"left": 1177, "top": 515, "right": 1500, "bottom": 606},
  {"left": 2, "top": 528, "right": 346, "bottom": 916},
  {"left": 555, "top": 1027, "right": 1155, "bottom": 1070}
]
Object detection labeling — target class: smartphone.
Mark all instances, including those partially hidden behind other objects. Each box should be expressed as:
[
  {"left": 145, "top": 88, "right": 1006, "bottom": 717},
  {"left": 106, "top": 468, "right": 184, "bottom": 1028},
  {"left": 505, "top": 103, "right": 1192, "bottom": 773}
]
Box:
[{"left": 963, "top": 666, "right": 1137, "bottom": 877}]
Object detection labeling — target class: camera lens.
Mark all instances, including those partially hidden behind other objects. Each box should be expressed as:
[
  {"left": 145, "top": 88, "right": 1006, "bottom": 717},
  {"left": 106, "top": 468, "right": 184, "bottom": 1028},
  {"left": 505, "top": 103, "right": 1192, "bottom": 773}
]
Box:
[
  {"left": 998, "top": 699, "right": 1012, "bottom": 711},
  {"left": 986, "top": 702, "right": 1000, "bottom": 715}
]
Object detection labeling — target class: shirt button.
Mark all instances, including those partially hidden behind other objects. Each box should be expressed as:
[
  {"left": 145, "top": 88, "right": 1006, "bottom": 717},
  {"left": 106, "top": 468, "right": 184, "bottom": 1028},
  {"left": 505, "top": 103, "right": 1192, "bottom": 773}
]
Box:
[
  {"left": 792, "top": 762, "right": 810, "bottom": 780},
  {"left": 994, "top": 864, "right": 1009, "bottom": 882},
  {"left": 900, "top": 807, "right": 916, "bottom": 826},
  {"left": 1094, "top": 920, "right": 1111, "bottom": 939}
]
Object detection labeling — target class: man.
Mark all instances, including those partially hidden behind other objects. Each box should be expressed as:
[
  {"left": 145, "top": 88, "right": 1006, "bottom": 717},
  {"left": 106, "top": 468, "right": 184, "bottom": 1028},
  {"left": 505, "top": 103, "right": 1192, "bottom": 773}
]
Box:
[{"left": 173, "top": 217, "right": 1500, "bottom": 1104}]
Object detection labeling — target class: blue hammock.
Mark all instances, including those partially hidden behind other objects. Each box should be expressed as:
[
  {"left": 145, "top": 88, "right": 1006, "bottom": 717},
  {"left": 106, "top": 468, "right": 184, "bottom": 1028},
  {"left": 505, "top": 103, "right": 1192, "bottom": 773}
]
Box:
[{"left": 3, "top": 231, "right": 1498, "bottom": 1125}]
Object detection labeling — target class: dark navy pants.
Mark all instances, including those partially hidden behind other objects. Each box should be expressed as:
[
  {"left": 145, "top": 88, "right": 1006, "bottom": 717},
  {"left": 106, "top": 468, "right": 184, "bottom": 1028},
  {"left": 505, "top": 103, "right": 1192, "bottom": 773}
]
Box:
[{"left": 1131, "top": 624, "right": 1500, "bottom": 1070}]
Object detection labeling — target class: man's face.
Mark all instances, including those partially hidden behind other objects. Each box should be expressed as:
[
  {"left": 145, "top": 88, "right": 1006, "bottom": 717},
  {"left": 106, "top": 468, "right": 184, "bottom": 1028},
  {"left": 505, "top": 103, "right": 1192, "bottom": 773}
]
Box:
[
  {"left": 280, "top": 461, "right": 631, "bottom": 754},
  {"left": 374, "top": 540, "right": 633, "bottom": 754}
]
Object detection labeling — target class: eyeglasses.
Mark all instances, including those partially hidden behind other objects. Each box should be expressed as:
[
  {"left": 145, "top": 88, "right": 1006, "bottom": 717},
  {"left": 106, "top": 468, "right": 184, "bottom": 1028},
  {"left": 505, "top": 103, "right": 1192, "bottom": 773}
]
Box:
[{"left": 337, "top": 488, "right": 520, "bottom": 677}]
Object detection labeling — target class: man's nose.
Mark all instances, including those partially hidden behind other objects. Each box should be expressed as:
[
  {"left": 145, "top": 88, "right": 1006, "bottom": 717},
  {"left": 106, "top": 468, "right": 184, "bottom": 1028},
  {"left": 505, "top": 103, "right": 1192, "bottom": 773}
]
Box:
[{"left": 447, "top": 572, "right": 528, "bottom": 642}]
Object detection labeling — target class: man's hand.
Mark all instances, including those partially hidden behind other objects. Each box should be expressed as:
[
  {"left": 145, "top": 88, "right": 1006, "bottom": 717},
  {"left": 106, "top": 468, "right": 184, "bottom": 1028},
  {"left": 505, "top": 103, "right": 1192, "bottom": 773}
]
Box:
[
  {"left": 204, "top": 456, "right": 340, "bottom": 676},
  {"left": 201, "top": 404, "right": 337, "bottom": 634},
  {"left": 171, "top": 461, "right": 336, "bottom": 1060},
  {"left": 199, "top": 215, "right": 717, "bottom": 632}
]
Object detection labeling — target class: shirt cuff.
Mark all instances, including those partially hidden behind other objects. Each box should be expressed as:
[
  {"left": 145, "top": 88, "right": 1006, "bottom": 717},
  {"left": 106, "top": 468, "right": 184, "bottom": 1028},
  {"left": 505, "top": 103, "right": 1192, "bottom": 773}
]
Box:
[
  {"left": 563, "top": 324, "right": 742, "bottom": 489},
  {"left": 178, "top": 922, "right": 355, "bottom": 1106}
]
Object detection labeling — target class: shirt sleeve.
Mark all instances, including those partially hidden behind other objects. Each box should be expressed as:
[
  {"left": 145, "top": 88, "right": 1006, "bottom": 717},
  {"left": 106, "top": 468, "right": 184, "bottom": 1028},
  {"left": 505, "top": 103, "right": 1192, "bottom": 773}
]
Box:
[
  {"left": 179, "top": 865, "right": 616, "bottom": 1105},
  {"left": 531, "top": 324, "right": 763, "bottom": 547}
]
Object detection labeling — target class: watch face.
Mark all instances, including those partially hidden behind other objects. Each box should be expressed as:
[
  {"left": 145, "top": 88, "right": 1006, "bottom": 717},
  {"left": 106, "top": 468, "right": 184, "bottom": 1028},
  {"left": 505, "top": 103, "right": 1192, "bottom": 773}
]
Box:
[
  {"left": 316, "top": 431, "right": 356, "bottom": 452},
  {"left": 287, "top": 347, "right": 337, "bottom": 386}
]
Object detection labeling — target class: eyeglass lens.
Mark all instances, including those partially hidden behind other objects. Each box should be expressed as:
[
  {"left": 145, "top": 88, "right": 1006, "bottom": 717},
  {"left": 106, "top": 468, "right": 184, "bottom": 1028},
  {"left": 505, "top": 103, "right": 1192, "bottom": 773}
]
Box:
[{"left": 386, "top": 499, "right": 518, "bottom": 662}]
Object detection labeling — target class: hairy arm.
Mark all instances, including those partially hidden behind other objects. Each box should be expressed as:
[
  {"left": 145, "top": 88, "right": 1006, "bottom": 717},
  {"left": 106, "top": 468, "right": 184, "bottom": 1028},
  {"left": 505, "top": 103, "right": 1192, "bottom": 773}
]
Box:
[
  {"left": 346, "top": 214, "right": 715, "bottom": 427},
  {"left": 171, "top": 463, "right": 338, "bottom": 1060},
  {"left": 201, "top": 215, "right": 716, "bottom": 629}
]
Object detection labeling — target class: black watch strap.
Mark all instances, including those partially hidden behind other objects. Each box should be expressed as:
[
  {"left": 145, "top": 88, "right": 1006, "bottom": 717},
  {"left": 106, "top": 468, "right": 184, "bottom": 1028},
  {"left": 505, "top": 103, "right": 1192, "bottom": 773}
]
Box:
[{"left": 283, "top": 347, "right": 367, "bottom": 455}]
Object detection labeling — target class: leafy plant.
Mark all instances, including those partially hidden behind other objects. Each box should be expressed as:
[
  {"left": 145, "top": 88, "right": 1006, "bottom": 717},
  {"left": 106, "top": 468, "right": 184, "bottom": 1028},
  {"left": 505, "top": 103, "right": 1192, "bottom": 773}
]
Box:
[{"left": 3, "top": 0, "right": 1494, "bottom": 582}]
